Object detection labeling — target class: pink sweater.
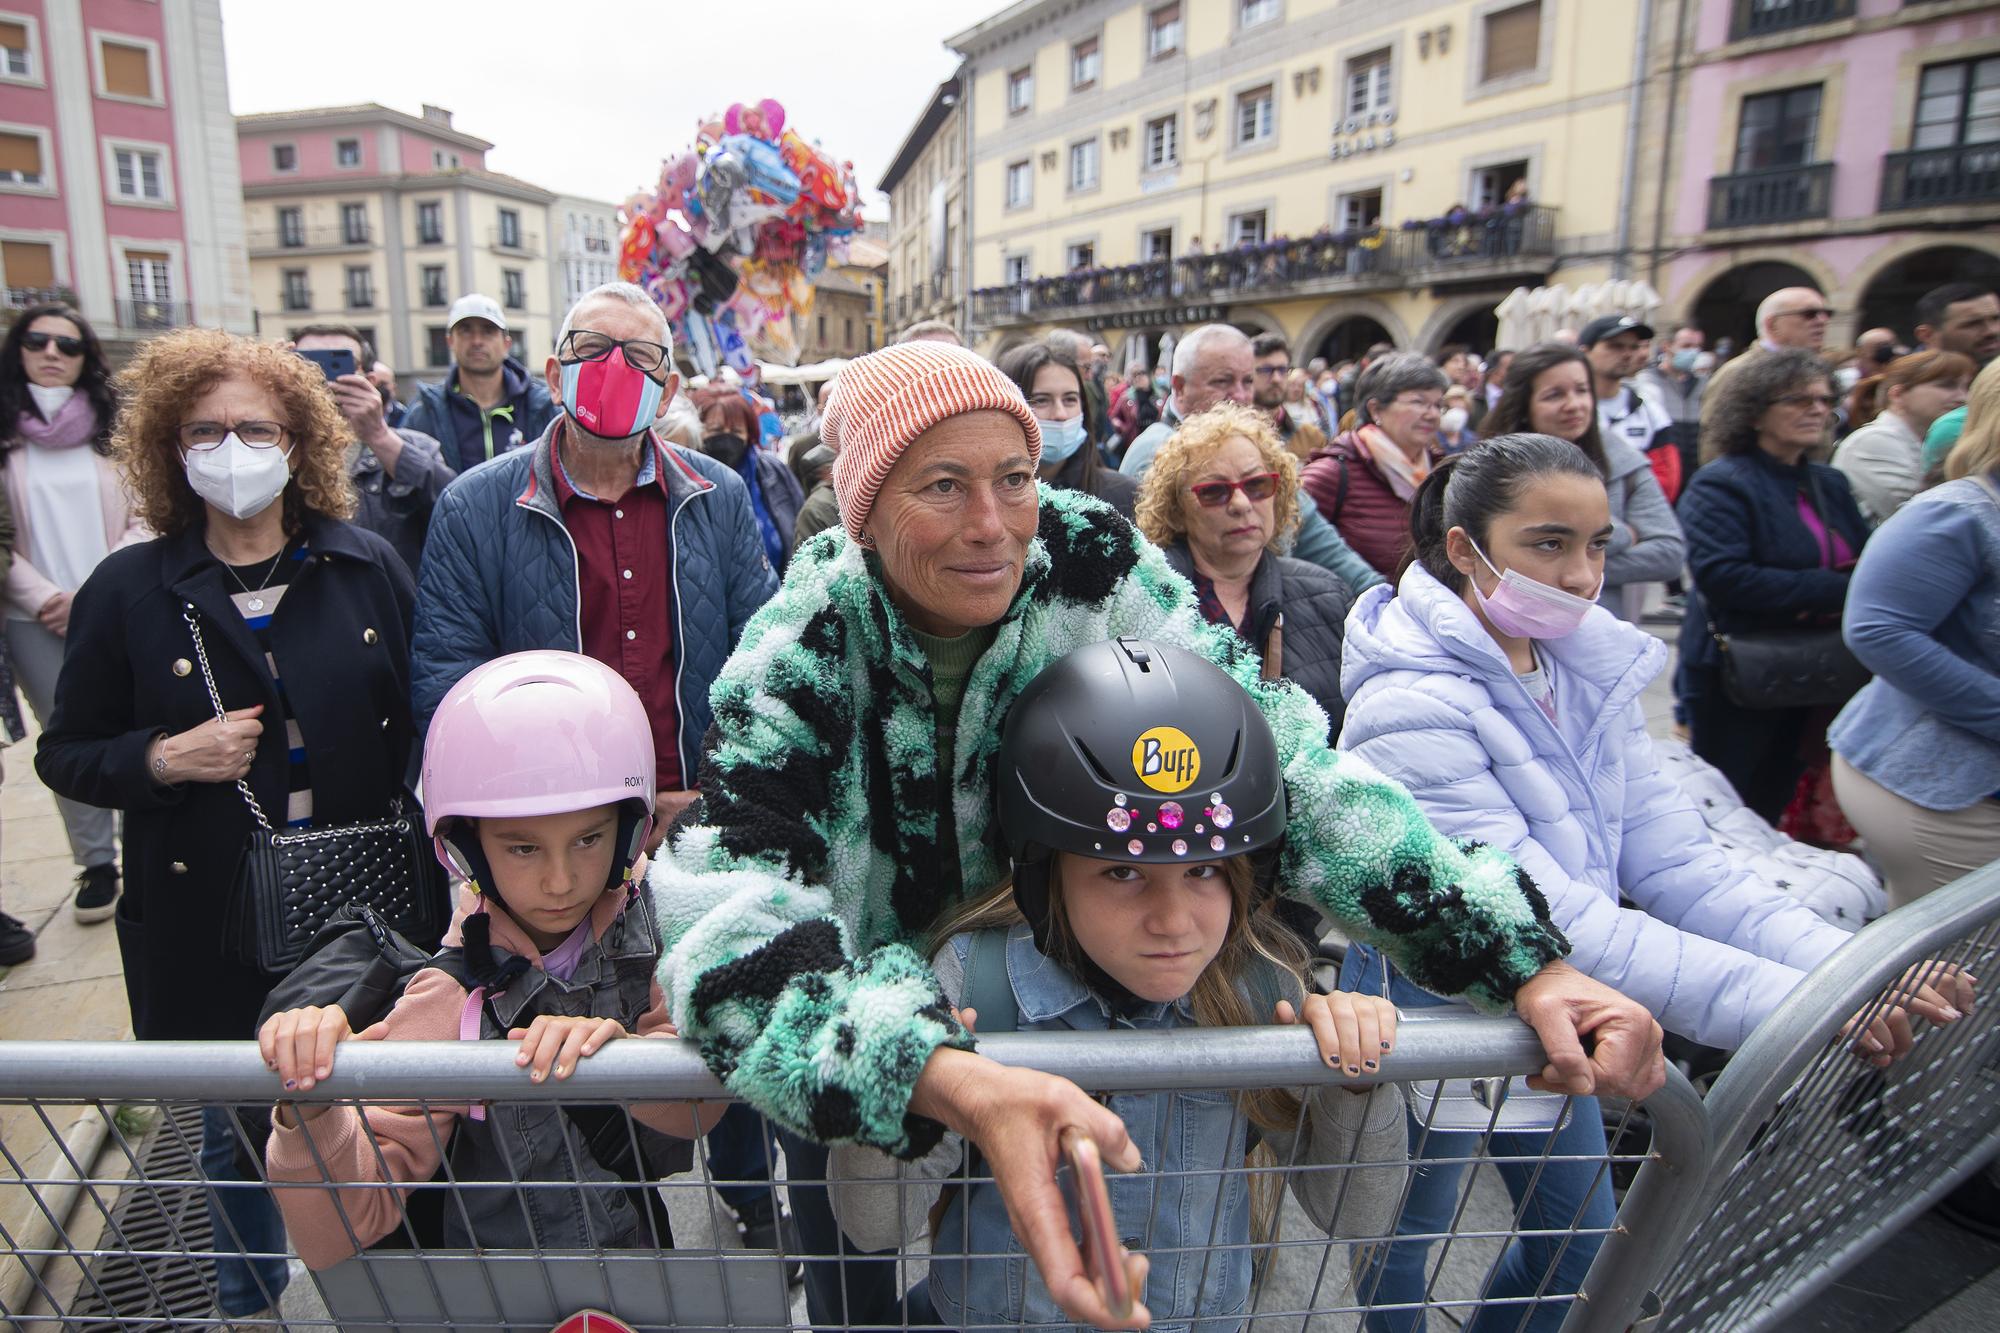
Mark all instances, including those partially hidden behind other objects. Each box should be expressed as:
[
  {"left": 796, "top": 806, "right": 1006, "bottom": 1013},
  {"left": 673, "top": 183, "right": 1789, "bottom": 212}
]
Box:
[{"left": 264, "top": 884, "right": 704, "bottom": 1271}]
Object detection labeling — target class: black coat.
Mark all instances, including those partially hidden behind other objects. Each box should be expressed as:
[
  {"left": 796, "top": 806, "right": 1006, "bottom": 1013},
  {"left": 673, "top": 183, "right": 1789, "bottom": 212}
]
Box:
[
  {"left": 37, "top": 514, "right": 417, "bottom": 1042},
  {"left": 1164, "top": 542, "right": 1355, "bottom": 738}
]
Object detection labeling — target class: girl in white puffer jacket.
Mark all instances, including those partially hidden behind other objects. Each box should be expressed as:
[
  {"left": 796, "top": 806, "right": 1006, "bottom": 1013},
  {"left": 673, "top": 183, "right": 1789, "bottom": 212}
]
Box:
[{"left": 1333, "top": 434, "right": 1964, "bottom": 1333}]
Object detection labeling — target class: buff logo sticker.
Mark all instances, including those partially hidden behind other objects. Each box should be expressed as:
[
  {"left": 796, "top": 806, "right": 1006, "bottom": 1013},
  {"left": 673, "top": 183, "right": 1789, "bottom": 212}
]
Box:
[{"left": 1133, "top": 726, "right": 1201, "bottom": 793}]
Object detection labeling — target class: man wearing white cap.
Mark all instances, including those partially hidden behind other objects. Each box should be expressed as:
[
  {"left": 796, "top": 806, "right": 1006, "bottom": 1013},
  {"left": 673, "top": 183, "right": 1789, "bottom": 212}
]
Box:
[{"left": 402, "top": 293, "right": 558, "bottom": 474}]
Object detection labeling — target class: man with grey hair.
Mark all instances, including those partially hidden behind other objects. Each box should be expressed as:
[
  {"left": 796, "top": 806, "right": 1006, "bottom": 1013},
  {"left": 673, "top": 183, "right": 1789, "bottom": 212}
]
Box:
[
  {"left": 896, "top": 319, "right": 962, "bottom": 346},
  {"left": 1120, "top": 322, "right": 1384, "bottom": 591},
  {"left": 411, "top": 279, "right": 778, "bottom": 820},
  {"left": 1701, "top": 285, "right": 1834, "bottom": 463}
]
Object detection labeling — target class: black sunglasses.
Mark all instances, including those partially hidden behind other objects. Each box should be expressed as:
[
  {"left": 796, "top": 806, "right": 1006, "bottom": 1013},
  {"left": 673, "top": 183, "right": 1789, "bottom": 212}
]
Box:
[{"left": 22, "top": 331, "right": 84, "bottom": 357}]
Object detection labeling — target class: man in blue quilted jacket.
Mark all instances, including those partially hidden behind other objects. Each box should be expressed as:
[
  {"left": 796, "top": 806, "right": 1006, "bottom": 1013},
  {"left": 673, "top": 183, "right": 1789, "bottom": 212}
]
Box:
[{"left": 410, "top": 280, "right": 779, "bottom": 837}]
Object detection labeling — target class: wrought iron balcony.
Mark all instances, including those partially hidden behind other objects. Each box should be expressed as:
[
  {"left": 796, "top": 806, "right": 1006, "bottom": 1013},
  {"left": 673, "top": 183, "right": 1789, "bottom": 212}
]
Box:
[
  {"left": 3, "top": 286, "right": 79, "bottom": 312},
  {"left": 1880, "top": 144, "right": 2000, "bottom": 211},
  {"left": 1707, "top": 163, "right": 1833, "bottom": 229},
  {"left": 1729, "top": 0, "right": 1855, "bottom": 41},
  {"left": 971, "top": 206, "right": 1556, "bottom": 329},
  {"left": 247, "top": 224, "right": 372, "bottom": 253},
  {"left": 488, "top": 227, "right": 541, "bottom": 256},
  {"left": 115, "top": 299, "right": 193, "bottom": 332}
]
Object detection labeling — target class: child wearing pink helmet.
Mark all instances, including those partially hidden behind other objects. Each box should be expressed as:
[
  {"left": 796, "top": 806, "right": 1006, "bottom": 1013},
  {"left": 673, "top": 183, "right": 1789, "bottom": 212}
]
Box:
[{"left": 260, "top": 651, "right": 716, "bottom": 1270}]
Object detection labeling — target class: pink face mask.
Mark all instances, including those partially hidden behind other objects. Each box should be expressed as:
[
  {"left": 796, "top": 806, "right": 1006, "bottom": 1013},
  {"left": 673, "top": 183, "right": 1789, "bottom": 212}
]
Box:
[{"left": 1468, "top": 538, "right": 1602, "bottom": 640}]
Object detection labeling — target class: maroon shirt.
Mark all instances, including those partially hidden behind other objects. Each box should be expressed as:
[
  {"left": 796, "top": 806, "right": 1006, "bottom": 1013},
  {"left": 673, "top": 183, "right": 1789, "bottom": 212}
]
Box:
[{"left": 550, "top": 424, "right": 683, "bottom": 791}]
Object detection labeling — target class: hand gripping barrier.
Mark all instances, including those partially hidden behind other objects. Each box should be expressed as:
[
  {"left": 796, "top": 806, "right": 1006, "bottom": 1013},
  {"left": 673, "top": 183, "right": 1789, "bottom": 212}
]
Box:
[
  {"left": 1599, "top": 861, "right": 2000, "bottom": 1332},
  {"left": 0, "top": 1017, "right": 1707, "bottom": 1332}
]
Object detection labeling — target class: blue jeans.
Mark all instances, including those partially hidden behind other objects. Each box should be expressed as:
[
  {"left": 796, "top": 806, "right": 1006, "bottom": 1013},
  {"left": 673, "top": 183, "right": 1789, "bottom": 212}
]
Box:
[
  {"left": 1339, "top": 946, "right": 1613, "bottom": 1333},
  {"left": 706, "top": 1103, "right": 782, "bottom": 1216},
  {"left": 775, "top": 1128, "right": 903, "bottom": 1332},
  {"left": 200, "top": 1107, "right": 289, "bottom": 1316}
]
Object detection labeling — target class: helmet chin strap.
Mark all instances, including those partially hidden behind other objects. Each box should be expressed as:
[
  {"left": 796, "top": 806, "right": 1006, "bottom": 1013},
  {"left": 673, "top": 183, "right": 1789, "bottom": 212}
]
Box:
[{"left": 433, "top": 800, "right": 654, "bottom": 986}]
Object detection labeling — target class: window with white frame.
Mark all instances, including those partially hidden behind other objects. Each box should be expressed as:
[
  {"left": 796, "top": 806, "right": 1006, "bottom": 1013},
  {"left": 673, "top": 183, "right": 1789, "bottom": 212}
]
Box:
[
  {"left": 96, "top": 37, "right": 155, "bottom": 101},
  {"left": 1347, "top": 49, "right": 1392, "bottom": 116},
  {"left": 1068, "top": 138, "right": 1099, "bottom": 192},
  {"left": 1, "top": 17, "right": 36, "bottom": 80},
  {"left": 1004, "top": 253, "right": 1030, "bottom": 285},
  {"left": 336, "top": 138, "right": 361, "bottom": 168},
  {"left": 1071, "top": 37, "right": 1100, "bottom": 90},
  {"left": 345, "top": 265, "right": 373, "bottom": 309},
  {"left": 1229, "top": 210, "right": 1268, "bottom": 247},
  {"left": 0, "top": 128, "right": 48, "bottom": 187},
  {"left": 498, "top": 209, "right": 522, "bottom": 249},
  {"left": 277, "top": 206, "right": 303, "bottom": 246},
  {"left": 111, "top": 145, "right": 165, "bottom": 202},
  {"left": 272, "top": 143, "right": 296, "bottom": 172},
  {"left": 1148, "top": 3, "right": 1181, "bottom": 60},
  {"left": 1235, "top": 86, "right": 1275, "bottom": 147},
  {"left": 1240, "top": 0, "right": 1279, "bottom": 28},
  {"left": 1007, "top": 67, "right": 1033, "bottom": 115},
  {"left": 281, "top": 268, "right": 308, "bottom": 310},
  {"left": 1145, "top": 114, "right": 1180, "bottom": 170},
  {"left": 1006, "top": 159, "right": 1032, "bottom": 208},
  {"left": 126, "top": 250, "right": 171, "bottom": 306},
  {"left": 1338, "top": 188, "right": 1383, "bottom": 232},
  {"left": 340, "top": 202, "right": 368, "bottom": 244},
  {"left": 1143, "top": 227, "right": 1175, "bottom": 261},
  {"left": 1473, "top": 160, "right": 1530, "bottom": 209},
  {"left": 502, "top": 268, "right": 526, "bottom": 309},
  {"left": 1066, "top": 241, "right": 1095, "bottom": 270}
]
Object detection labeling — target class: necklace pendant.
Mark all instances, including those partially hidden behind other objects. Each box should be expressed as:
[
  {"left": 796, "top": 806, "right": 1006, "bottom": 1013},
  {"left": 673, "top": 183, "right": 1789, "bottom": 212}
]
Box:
[{"left": 247, "top": 597, "right": 265, "bottom": 612}]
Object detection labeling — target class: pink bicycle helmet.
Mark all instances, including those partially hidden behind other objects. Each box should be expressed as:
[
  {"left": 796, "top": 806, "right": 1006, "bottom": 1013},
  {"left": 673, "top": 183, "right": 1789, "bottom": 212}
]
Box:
[{"left": 423, "top": 651, "right": 656, "bottom": 887}]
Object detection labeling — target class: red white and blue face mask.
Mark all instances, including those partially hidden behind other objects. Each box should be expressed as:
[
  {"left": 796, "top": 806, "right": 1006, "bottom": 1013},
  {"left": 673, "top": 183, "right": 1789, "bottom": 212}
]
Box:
[{"left": 559, "top": 346, "right": 664, "bottom": 440}]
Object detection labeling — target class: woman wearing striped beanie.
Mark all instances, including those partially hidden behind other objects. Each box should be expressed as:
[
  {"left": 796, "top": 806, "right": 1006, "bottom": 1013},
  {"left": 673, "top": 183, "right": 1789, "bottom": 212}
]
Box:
[{"left": 649, "top": 339, "right": 1666, "bottom": 1329}]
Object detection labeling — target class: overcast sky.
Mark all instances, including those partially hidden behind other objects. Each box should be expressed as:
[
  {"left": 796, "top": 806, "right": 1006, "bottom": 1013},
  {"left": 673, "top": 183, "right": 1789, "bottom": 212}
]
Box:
[{"left": 218, "top": 0, "right": 1000, "bottom": 217}]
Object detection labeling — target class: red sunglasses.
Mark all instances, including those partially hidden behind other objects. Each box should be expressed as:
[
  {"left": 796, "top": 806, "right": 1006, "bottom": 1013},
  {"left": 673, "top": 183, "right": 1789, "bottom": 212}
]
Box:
[{"left": 1189, "top": 472, "right": 1281, "bottom": 507}]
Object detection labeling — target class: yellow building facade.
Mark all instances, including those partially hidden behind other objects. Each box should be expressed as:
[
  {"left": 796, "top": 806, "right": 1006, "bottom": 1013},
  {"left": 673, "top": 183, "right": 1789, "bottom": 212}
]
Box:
[{"left": 947, "top": 0, "right": 1645, "bottom": 362}]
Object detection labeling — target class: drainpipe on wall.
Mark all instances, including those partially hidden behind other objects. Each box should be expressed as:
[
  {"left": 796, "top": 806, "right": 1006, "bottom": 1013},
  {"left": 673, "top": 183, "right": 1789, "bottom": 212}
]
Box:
[
  {"left": 1614, "top": 0, "right": 1656, "bottom": 281},
  {"left": 1648, "top": 0, "right": 1694, "bottom": 290},
  {"left": 958, "top": 66, "right": 975, "bottom": 346}
]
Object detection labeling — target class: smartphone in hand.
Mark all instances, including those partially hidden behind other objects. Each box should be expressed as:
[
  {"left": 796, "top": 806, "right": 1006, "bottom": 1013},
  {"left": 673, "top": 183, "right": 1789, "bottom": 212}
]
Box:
[
  {"left": 1062, "top": 1127, "right": 1133, "bottom": 1320},
  {"left": 298, "top": 347, "right": 356, "bottom": 382}
]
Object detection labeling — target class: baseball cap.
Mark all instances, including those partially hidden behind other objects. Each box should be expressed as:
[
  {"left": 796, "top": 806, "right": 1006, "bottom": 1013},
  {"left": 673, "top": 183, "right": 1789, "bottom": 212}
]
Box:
[
  {"left": 446, "top": 293, "right": 508, "bottom": 334},
  {"left": 1578, "top": 314, "right": 1655, "bottom": 347}
]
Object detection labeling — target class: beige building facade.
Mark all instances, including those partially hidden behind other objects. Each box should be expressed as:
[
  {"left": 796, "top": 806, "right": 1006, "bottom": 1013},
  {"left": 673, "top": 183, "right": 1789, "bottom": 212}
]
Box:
[
  {"left": 236, "top": 104, "right": 556, "bottom": 390},
  {"left": 879, "top": 75, "right": 968, "bottom": 340},
  {"left": 946, "top": 0, "right": 1647, "bottom": 362}
]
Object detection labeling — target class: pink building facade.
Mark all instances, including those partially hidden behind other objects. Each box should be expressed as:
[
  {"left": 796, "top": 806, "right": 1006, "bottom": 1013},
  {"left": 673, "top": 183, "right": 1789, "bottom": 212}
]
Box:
[
  {"left": 0, "top": 0, "right": 251, "bottom": 339},
  {"left": 1640, "top": 0, "right": 2000, "bottom": 349}
]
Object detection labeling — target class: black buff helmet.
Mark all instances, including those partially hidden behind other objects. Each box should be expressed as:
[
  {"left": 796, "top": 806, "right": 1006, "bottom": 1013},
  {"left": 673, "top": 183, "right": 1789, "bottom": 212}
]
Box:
[{"left": 995, "top": 637, "right": 1288, "bottom": 953}]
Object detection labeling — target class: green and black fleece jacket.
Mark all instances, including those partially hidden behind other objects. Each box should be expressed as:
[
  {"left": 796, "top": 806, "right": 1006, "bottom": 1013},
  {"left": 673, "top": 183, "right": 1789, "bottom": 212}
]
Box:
[{"left": 650, "top": 486, "right": 1568, "bottom": 1158}]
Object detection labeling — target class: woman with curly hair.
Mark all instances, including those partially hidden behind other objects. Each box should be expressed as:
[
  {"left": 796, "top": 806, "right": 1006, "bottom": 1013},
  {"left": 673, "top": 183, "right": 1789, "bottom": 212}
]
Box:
[
  {"left": 34, "top": 328, "right": 419, "bottom": 1322},
  {"left": 1, "top": 304, "right": 142, "bottom": 938},
  {"left": 1134, "top": 401, "right": 1354, "bottom": 732},
  {"left": 1676, "top": 349, "right": 1870, "bottom": 823}
]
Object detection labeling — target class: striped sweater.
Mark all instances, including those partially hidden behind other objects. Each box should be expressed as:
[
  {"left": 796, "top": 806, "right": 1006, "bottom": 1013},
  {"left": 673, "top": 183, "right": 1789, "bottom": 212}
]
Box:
[{"left": 649, "top": 486, "right": 1568, "bottom": 1158}]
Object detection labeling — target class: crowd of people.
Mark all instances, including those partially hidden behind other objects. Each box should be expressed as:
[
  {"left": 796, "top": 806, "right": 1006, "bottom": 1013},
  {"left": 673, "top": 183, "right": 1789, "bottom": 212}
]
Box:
[{"left": 0, "top": 271, "right": 1994, "bottom": 1329}]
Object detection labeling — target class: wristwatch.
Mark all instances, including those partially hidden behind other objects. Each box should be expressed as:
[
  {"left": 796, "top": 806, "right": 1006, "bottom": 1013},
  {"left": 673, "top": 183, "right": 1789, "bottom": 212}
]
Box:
[{"left": 149, "top": 733, "right": 170, "bottom": 783}]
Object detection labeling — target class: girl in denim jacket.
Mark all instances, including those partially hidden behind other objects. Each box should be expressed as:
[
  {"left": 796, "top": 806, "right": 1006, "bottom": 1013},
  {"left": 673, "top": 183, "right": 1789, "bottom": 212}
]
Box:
[{"left": 831, "top": 638, "right": 1408, "bottom": 1331}]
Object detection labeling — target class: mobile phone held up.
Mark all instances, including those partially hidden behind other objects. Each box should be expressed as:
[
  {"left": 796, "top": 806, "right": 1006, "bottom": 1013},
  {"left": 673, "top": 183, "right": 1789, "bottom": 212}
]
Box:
[
  {"left": 1061, "top": 1126, "right": 1134, "bottom": 1320},
  {"left": 297, "top": 347, "right": 356, "bottom": 382}
]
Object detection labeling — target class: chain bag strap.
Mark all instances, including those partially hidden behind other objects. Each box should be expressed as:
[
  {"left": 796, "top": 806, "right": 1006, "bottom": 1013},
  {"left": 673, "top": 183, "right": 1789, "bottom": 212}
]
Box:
[{"left": 184, "top": 603, "right": 447, "bottom": 973}]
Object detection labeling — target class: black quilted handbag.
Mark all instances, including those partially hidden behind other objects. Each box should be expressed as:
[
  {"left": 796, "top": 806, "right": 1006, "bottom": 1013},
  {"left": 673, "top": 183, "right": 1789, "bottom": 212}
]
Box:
[
  {"left": 1709, "top": 622, "right": 1871, "bottom": 711},
  {"left": 183, "top": 605, "right": 447, "bottom": 973}
]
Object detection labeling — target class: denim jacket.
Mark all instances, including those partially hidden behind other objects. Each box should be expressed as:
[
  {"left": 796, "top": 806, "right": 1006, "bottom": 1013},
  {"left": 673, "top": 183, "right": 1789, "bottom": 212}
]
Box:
[
  {"left": 1830, "top": 476, "right": 2000, "bottom": 809},
  {"left": 828, "top": 925, "right": 1408, "bottom": 1333}
]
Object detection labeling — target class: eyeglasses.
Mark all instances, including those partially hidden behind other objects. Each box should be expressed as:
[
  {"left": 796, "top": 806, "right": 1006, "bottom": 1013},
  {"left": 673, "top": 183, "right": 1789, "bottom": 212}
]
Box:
[
  {"left": 1189, "top": 472, "right": 1281, "bottom": 507},
  {"left": 1771, "top": 393, "right": 1837, "bottom": 410},
  {"left": 178, "top": 420, "right": 289, "bottom": 451},
  {"left": 22, "top": 331, "right": 84, "bottom": 357},
  {"left": 559, "top": 330, "right": 672, "bottom": 376},
  {"left": 1392, "top": 395, "right": 1447, "bottom": 415},
  {"left": 1778, "top": 307, "right": 1836, "bottom": 321},
  {"left": 1253, "top": 364, "right": 1293, "bottom": 379}
]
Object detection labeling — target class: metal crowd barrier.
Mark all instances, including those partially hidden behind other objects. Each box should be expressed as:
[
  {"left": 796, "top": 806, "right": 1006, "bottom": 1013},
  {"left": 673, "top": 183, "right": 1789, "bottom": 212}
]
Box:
[
  {"left": 1637, "top": 861, "right": 2000, "bottom": 1332},
  {"left": 0, "top": 1019, "right": 1708, "bottom": 1332}
]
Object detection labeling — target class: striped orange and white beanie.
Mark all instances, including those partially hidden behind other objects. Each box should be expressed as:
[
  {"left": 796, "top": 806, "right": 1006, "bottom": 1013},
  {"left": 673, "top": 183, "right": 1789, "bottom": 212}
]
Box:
[{"left": 826, "top": 342, "right": 1042, "bottom": 545}]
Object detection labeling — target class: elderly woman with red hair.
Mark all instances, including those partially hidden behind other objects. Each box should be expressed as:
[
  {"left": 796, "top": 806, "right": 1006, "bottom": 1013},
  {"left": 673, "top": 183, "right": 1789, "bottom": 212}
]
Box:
[{"left": 692, "top": 385, "right": 805, "bottom": 570}]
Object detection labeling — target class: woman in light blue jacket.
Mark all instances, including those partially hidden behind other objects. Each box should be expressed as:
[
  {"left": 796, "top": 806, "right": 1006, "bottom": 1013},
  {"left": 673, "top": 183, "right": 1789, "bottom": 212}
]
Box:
[
  {"left": 1335, "top": 435, "right": 1928, "bottom": 1333},
  {"left": 1831, "top": 416, "right": 2000, "bottom": 909}
]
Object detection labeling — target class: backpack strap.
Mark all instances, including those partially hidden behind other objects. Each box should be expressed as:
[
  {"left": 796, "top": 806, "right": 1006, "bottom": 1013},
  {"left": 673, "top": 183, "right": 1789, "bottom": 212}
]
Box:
[
  {"left": 1330, "top": 451, "right": 1350, "bottom": 524},
  {"left": 960, "top": 927, "right": 1018, "bottom": 1035}
]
